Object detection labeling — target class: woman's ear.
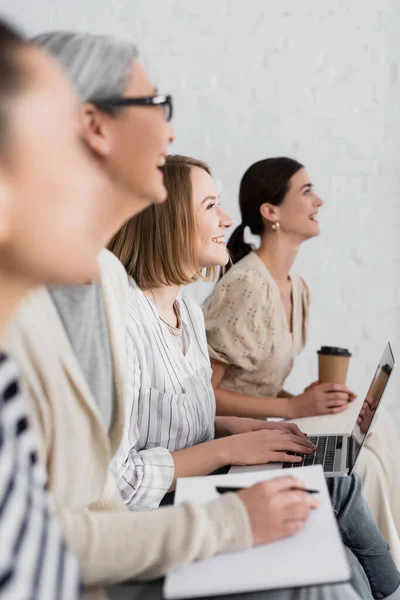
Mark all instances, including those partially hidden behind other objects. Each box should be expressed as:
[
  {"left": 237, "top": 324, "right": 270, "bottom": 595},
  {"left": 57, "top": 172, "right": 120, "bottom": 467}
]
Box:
[
  {"left": 80, "top": 103, "right": 113, "bottom": 158},
  {"left": 260, "top": 202, "right": 279, "bottom": 225}
]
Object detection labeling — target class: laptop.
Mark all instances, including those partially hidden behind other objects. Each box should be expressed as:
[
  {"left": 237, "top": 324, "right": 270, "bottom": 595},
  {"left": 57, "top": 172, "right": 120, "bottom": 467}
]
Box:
[{"left": 242, "top": 342, "right": 394, "bottom": 477}]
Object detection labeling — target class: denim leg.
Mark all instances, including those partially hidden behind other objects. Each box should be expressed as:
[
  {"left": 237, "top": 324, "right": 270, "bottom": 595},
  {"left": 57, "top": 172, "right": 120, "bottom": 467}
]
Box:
[
  {"left": 344, "top": 544, "right": 373, "bottom": 599},
  {"left": 327, "top": 473, "right": 400, "bottom": 599}
]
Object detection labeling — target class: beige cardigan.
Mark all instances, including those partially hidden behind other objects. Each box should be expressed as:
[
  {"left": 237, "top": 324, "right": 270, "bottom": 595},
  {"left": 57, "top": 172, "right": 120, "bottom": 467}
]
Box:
[{"left": 4, "top": 249, "right": 251, "bottom": 596}]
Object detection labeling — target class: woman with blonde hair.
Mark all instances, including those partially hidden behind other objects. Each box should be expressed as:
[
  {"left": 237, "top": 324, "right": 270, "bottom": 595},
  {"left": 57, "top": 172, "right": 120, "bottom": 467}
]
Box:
[{"left": 109, "top": 154, "right": 316, "bottom": 510}]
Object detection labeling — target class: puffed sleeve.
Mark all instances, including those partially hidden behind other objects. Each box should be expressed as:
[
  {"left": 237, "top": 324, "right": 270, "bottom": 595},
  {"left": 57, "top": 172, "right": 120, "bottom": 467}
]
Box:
[{"left": 203, "top": 267, "right": 274, "bottom": 372}]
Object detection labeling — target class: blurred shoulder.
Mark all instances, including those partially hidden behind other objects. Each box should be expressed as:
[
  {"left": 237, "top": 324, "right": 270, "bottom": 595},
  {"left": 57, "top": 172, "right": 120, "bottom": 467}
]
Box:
[{"left": 98, "top": 249, "right": 128, "bottom": 287}]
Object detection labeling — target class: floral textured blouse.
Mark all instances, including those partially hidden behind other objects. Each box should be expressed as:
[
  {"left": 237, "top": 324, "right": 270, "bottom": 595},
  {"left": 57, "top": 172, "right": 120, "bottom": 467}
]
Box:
[{"left": 203, "top": 252, "right": 309, "bottom": 398}]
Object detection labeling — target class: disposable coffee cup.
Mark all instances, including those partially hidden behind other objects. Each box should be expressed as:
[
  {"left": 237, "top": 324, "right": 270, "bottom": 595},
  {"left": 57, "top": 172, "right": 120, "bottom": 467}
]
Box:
[{"left": 317, "top": 346, "right": 352, "bottom": 385}]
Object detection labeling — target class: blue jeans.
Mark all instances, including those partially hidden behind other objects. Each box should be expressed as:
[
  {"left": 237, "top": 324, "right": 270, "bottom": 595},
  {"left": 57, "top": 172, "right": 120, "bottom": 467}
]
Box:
[{"left": 328, "top": 473, "right": 400, "bottom": 599}]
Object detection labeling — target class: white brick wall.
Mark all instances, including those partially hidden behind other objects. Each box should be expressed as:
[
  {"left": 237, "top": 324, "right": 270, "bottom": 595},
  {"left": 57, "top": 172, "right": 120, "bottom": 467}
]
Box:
[{"left": 3, "top": 0, "right": 400, "bottom": 428}]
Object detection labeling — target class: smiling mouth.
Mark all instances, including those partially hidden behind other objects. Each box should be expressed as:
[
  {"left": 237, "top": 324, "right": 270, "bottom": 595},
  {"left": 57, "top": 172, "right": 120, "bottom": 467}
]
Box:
[
  {"left": 212, "top": 236, "right": 226, "bottom": 245},
  {"left": 309, "top": 214, "right": 319, "bottom": 222}
]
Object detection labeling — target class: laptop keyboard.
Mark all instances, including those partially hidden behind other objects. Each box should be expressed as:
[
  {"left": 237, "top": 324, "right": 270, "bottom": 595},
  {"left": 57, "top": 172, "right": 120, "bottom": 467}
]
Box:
[{"left": 282, "top": 436, "right": 337, "bottom": 472}]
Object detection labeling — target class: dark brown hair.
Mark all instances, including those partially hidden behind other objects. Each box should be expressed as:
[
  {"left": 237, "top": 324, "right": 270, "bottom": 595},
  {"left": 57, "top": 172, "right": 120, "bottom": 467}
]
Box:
[
  {"left": 225, "top": 157, "right": 304, "bottom": 271},
  {"left": 0, "top": 18, "right": 27, "bottom": 153},
  {"left": 108, "top": 154, "right": 217, "bottom": 289}
]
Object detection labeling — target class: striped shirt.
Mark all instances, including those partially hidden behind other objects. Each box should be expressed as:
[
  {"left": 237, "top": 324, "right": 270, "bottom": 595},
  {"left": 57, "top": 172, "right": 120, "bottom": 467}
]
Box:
[
  {"left": 111, "top": 279, "right": 216, "bottom": 511},
  {"left": 0, "top": 353, "right": 80, "bottom": 599}
]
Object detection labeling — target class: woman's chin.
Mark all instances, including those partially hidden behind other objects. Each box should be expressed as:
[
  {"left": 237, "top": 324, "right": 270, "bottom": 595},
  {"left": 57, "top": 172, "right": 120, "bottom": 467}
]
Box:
[
  {"left": 312, "top": 226, "right": 321, "bottom": 237},
  {"left": 201, "top": 248, "right": 229, "bottom": 269},
  {"left": 305, "top": 223, "right": 320, "bottom": 239},
  {"left": 215, "top": 247, "right": 230, "bottom": 267}
]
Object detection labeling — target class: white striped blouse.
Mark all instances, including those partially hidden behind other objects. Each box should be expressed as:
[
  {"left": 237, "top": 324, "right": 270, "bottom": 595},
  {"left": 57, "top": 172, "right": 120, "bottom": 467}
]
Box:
[{"left": 111, "top": 279, "right": 216, "bottom": 511}]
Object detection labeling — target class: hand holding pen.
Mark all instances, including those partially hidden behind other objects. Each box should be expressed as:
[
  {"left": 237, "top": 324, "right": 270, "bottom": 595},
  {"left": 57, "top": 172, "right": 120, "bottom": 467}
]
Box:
[{"left": 227, "top": 476, "right": 320, "bottom": 547}]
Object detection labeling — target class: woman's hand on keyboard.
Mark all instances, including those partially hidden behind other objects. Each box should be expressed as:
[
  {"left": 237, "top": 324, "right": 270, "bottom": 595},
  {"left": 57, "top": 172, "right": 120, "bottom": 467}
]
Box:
[
  {"left": 214, "top": 415, "right": 308, "bottom": 438},
  {"left": 222, "top": 429, "right": 317, "bottom": 466},
  {"left": 237, "top": 475, "right": 320, "bottom": 546},
  {"left": 288, "top": 382, "right": 356, "bottom": 418}
]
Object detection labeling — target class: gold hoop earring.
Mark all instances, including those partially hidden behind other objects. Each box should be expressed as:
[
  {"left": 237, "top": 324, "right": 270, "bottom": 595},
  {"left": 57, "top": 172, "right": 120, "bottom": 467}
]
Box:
[{"left": 271, "top": 221, "right": 280, "bottom": 232}]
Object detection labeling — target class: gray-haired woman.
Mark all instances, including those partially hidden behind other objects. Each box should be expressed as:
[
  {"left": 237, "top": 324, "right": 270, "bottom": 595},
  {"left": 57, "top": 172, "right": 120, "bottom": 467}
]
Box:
[
  {"left": 34, "top": 31, "right": 174, "bottom": 221},
  {"left": 4, "top": 31, "right": 399, "bottom": 600}
]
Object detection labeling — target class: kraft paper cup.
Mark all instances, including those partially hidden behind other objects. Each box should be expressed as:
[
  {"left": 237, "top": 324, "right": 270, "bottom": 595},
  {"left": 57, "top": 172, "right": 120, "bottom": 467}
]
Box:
[{"left": 317, "top": 346, "right": 352, "bottom": 385}]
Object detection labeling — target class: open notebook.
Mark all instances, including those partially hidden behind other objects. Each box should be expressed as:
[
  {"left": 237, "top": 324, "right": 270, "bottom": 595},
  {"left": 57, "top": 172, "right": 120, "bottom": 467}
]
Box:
[{"left": 164, "top": 465, "right": 350, "bottom": 599}]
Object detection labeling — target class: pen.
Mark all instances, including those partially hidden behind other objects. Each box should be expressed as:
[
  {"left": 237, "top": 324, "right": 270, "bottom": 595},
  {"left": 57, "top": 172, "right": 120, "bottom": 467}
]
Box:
[{"left": 215, "top": 486, "right": 320, "bottom": 495}]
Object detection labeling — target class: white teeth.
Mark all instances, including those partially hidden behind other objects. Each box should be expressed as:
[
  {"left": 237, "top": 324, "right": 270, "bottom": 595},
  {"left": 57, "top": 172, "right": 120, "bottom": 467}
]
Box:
[
  {"left": 212, "top": 236, "right": 225, "bottom": 244},
  {"left": 158, "top": 157, "right": 166, "bottom": 167}
]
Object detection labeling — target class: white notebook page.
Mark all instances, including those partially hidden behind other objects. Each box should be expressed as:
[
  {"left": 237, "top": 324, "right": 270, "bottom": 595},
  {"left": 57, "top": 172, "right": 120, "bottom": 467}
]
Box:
[{"left": 164, "top": 465, "right": 350, "bottom": 599}]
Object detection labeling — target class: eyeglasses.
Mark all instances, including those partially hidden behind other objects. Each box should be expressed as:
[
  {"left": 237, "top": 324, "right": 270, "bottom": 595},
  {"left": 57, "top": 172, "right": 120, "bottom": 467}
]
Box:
[{"left": 94, "top": 94, "right": 173, "bottom": 121}]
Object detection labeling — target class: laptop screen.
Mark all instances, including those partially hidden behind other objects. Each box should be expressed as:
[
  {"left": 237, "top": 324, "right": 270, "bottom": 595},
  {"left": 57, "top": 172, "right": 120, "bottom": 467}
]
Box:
[{"left": 348, "top": 342, "right": 395, "bottom": 472}]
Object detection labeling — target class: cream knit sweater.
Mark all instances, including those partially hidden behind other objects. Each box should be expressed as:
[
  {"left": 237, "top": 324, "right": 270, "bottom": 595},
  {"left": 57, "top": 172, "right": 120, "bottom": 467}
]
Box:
[{"left": 4, "top": 249, "right": 252, "bottom": 597}]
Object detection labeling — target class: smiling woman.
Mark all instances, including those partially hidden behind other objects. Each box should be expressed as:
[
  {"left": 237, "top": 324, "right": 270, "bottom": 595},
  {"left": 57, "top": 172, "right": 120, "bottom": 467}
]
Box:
[
  {"left": 191, "top": 162, "right": 234, "bottom": 269},
  {"left": 203, "top": 156, "right": 349, "bottom": 421},
  {"left": 108, "top": 154, "right": 317, "bottom": 510},
  {"left": 33, "top": 31, "right": 175, "bottom": 218},
  {"left": 108, "top": 155, "right": 222, "bottom": 289},
  {"left": 203, "top": 155, "right": 400, "bottom": 567}
]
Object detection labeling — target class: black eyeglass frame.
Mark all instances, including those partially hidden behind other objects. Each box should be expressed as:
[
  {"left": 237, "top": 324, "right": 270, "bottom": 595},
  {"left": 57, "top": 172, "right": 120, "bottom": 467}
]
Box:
[{"left": 94, "top": 94, "right": 173, "bottom": 121}]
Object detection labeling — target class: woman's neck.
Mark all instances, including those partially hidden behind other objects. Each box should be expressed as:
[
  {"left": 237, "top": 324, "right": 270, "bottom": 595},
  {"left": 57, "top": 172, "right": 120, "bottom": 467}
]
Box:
[
  {"left": 256, "top": 233, "right": 301, "bottom": 286},
  {"left": 144, "top": 284, "right": 182, "bottom": 328},
  {"left": 0, "top": 270, "right": 31, "bottom": 342}
]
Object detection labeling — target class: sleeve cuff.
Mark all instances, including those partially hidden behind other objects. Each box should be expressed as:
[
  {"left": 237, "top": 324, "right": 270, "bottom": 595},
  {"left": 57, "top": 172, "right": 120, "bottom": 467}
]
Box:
[{"left": 125, "top": 447, "right": 175, "bottom": 511}]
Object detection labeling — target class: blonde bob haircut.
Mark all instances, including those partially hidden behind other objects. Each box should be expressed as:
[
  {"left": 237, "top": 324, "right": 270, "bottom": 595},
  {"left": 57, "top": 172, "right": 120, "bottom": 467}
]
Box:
[{"left": 108, "top": 154, "right": 217, "bottom": 290}]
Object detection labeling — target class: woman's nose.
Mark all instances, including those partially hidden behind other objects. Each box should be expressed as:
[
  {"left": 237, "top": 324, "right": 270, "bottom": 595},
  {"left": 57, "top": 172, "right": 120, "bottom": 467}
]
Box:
[
  {"left": 315, "top": 194, "right": 323, "bottom": 207},
  {"left": 219, "top": 208, "right": 233, "bottom": 229}
]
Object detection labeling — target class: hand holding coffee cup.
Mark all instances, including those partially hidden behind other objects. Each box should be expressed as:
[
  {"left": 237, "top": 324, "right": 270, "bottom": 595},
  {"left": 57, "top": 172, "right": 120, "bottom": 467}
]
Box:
[{"left": 288, "top": 346, "right": 356, "bottom": 418}]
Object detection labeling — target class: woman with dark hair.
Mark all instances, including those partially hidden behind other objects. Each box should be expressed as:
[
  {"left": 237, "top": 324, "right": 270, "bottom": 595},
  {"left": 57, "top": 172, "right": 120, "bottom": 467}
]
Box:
[
  {"left": 204, "top": 157, "right": 400, "bottom": 567},
  {"left": 204, "top": 157, "right": 353, "bottom": 420}
]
